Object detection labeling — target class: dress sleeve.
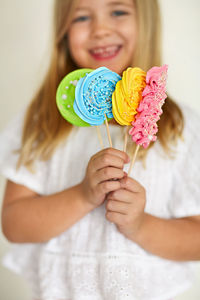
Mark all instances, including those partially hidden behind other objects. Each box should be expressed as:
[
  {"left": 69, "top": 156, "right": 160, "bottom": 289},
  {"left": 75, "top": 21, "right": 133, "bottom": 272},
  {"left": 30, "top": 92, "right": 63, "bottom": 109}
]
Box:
[
  {"left": 168, "top": 105, "right": 200, "bottom": 218},
  {"left": 0, "top": 110, "right": 48, "bottom": 195}
]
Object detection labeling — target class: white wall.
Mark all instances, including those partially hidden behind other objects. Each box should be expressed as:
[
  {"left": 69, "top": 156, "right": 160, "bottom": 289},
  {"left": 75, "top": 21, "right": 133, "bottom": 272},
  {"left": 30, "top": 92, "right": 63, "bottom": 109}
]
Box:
[{"left": 0, "top": 0, "right": 200, "bottom": 299}]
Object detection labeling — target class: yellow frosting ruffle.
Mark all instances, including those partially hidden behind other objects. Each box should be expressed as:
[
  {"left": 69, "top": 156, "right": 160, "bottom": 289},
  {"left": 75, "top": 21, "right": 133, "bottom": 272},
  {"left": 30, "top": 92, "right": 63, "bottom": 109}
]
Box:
[{"left": 112, "top": 67, "right": 146, "bottom": 125}]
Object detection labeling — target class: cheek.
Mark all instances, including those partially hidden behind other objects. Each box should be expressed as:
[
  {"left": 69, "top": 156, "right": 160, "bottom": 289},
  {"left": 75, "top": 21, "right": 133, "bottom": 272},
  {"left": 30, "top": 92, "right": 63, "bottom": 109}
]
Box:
[
  {"left": 122, "top": 21, "right": 138, "bottom": 51},
  {"left": 68, "top": 26, "right": 91, "bottom": 67},
  {"left": 68, "top": 26, "right": 88, "bottom": 53}
]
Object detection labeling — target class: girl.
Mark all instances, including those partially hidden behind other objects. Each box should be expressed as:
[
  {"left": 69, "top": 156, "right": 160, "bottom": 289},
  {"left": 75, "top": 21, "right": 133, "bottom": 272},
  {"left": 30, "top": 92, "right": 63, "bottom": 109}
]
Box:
[{"left": 1, "top": 0, "right": 200, "bottom": 299}]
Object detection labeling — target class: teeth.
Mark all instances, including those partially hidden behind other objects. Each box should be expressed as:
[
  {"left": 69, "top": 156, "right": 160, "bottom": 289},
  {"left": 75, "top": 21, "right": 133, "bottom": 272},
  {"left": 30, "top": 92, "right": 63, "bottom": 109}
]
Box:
[
  {"left": 91, "top": 46, "right": 119, "bottom": 56},
  {"left": 93, "top": 48, "right": 104, "bottom": 54}
]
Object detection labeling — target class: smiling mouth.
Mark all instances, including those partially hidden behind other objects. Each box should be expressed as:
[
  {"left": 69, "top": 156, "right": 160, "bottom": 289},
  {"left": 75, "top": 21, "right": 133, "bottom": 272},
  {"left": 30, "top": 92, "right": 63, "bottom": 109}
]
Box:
[{"left": 89, "top": 45, "right": 122, "bottom": 60}]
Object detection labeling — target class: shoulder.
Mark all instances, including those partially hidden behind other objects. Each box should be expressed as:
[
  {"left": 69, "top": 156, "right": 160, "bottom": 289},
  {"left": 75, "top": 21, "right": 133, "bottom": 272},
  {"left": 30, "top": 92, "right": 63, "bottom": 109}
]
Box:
[
  {"left": 180, "top": 102, "right": 200, "bottom": 127},
  {"left": 0, "top": 107, "right": 27, "bottom": 150},
  {"left": 178, "top": 102, "right": 200, "bottom": 145},
  {"left": 171, "top": 102, "right": 200, "bottom": 169}
]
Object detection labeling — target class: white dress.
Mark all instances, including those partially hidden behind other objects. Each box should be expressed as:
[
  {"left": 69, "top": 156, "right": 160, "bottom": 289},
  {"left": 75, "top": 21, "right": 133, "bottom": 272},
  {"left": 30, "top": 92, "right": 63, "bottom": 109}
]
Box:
[{"left": 0, "top": 103, "right": 200, "bottom": 300}]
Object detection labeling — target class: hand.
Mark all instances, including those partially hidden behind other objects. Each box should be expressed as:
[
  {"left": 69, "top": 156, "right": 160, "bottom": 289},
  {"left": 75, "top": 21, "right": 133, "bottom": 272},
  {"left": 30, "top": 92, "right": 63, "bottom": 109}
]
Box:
[
  {"left": 106, "top": 176, "right": 146, "bottom": 240},
  {"left": 80, "top": 148, "right": 130, "bottom": 209}
]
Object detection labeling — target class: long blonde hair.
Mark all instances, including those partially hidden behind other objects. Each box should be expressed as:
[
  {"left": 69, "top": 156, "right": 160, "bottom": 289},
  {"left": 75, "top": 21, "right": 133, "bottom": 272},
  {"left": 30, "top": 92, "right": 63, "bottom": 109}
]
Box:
[{"left": 17, "top": 0, "right": 183, "bottom": 170}]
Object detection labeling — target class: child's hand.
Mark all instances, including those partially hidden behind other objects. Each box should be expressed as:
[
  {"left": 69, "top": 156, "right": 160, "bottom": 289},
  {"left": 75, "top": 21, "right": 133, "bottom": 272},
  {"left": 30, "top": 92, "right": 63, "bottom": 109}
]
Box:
[
  {"left": 80, "top": 148, "right": 129, "bottom": 208},
  {"left": 106, "top": 176, "right": 146, "bottom": 240}
]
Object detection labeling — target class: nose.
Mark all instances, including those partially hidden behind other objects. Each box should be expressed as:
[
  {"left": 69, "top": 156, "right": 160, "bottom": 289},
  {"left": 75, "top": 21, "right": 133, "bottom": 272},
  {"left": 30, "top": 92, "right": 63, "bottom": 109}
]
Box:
[{"left": 91, "top": 16, "right": 112, "bottom": 39}]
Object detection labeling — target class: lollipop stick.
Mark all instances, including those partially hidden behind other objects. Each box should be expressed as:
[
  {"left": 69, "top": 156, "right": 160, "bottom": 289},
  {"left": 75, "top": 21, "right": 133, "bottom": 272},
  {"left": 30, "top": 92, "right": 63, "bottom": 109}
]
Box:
[
  {"left": 123, "top": 126, "right": 129, "bottom": 153},
  {"left": 128, "top": 144, "right": 140, "bottom": 176},
  {"left": 104, "top": 114, "right": 113, "bottom": 148},
  {"left": 95, "top": 126, "right": 104, "bottom": 149}
]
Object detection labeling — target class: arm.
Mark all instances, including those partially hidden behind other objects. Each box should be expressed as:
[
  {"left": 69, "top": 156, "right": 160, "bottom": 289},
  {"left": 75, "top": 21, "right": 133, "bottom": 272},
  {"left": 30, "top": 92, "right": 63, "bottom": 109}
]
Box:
[
  {"left": 106, "top": 176, "right": 200, "bottom": 261},
  {"left": 132, "top": 213, "right": 200, "bottom": 261},
  {"left": 1, "top": 181, "right": 93, "bottom": 243},
  {"left": 1, "top": 148, "right": 129, "bottom": 243}
]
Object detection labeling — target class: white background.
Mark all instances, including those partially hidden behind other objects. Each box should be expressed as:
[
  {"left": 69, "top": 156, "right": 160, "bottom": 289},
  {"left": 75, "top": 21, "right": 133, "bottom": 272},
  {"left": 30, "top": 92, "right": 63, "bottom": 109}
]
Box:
[{"left": 0, "top": 0, "right": 200, "bottom": 299}]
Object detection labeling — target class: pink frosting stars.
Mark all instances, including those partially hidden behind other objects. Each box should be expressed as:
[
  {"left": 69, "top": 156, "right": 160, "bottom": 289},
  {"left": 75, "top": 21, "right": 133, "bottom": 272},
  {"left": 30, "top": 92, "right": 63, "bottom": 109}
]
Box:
[{"left": 129, "top": 65, "right": 168, "bottom": 148}]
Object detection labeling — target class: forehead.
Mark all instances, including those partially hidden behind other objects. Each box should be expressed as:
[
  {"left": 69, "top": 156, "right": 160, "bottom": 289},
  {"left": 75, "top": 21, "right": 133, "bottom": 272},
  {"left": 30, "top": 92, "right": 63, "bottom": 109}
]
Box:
[{"left": 76, "top": 0, "right": 134, "bottom": 8}]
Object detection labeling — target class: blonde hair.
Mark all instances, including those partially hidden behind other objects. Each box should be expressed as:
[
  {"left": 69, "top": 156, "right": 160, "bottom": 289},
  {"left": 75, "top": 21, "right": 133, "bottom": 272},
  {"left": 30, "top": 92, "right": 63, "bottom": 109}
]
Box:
[
  {"left": 127, "top": 0, "right": 184, "bottom": 159},
  {"left": 17, "top": 0, "right": 183, "bottom": 170}
]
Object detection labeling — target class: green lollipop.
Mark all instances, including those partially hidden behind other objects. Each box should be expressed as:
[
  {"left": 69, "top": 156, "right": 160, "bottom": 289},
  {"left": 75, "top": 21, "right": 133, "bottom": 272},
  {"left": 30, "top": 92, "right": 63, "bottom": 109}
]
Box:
[{"left": 56, "top": 68, "right": 93, "bottom": 126}]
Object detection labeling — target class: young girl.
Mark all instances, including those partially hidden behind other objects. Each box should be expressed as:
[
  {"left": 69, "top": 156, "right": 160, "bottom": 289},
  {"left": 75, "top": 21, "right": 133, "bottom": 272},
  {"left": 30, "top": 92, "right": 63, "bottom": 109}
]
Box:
[{"left": 1, "top": 0, "right": 200, "bottom": 299}]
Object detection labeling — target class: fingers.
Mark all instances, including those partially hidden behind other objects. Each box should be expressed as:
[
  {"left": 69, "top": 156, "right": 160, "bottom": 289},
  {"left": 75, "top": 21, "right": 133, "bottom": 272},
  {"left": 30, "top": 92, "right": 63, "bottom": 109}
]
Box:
[
  {"left": 91, "top": 148, "right": 130, "bottom": 171},
  {"left": 119, "top": 176, "right": 145, "bottom": 193},
  {"left": 97, "top": 180, "right": 121, "bottom": 195},
  {"left": 93, "top": 154, "right": 125, "bottom": 171},
  {"left": 108, "top": 189, "right": 133, "bottom": 203},
  {"left": 92, "top": 147, "right": 130, "bottom": 162},
  {"left": 106, "top": 179, "right": 146, "bottom": 214},
  {"left": 106, "top": 211, "right": 125, "bottom": 225},
  {"left": 96, "top": 167, "right": 125, "bottom": 184},
  {"left": 106, "top": 199, "right": 130, "bottom": 215},
  {"left": 106, "top": 189, "right": 134, "bottom": 216}
]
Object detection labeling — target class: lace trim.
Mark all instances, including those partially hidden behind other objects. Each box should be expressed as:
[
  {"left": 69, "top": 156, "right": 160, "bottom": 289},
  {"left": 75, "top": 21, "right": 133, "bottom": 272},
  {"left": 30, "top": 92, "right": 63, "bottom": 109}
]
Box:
[{"left": 7, "top": 251, "right": 192, "bottom": 300}]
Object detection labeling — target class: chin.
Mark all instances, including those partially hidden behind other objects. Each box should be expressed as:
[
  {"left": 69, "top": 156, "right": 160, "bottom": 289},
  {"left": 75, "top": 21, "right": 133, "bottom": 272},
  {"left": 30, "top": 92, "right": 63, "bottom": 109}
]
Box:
[
  {"left": 77, "top": 60, "right": 127, "bottom": 76},
  {"left": 95, "top": 64, "right": 125, "bottom": 75},
  {"left": 109, "top": 66, "right": 126, "bottom": 76}
]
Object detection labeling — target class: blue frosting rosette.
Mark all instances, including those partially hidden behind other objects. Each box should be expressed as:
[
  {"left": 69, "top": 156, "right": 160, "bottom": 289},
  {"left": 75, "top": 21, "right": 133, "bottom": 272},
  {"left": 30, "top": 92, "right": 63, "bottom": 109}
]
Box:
[{"left": 73, "top": 67, "right": 121, "bottom": 126}]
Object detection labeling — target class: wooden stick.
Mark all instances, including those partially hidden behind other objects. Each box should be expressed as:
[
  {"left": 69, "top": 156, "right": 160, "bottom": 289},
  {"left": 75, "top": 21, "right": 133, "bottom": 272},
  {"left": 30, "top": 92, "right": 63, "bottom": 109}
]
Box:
[
  {"left": 128, "top": 144, "right": 140, "bottom": 176},
  {"left": 104, "top": 114, "right": 112, "bottom": 147},
  {"left": 95, "top": 126, "right": 104, "bottom": 149},
  {"left": 123, "top": 126, "right": 129, "bottom": 153}
]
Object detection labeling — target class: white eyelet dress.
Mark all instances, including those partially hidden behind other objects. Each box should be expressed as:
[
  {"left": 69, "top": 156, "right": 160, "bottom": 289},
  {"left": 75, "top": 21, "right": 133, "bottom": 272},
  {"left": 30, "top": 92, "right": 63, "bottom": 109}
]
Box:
[{"left": 0, "top": 104, "right": 200, "bottom": 300}]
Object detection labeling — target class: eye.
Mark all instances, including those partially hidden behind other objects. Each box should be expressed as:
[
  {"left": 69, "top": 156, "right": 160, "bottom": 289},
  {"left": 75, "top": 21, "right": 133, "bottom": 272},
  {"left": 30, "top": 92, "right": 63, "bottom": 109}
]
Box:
[
  {"left": 72, "top": 15, "right": 90, "bottom": 23},
  {"left": 111, "top": 10, "right": 129, "bottom": 17}
]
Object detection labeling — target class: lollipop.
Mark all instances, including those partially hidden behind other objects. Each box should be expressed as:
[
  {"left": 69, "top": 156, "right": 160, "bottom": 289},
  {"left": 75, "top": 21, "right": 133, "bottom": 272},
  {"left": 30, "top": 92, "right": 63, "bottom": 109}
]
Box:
[
  {"left": 112, "top": 67, "right": 146, "bottom": 126},
  {"left": 57, "top": 68, "right": 105, "bottom": 148},
  {"left": 112, "top": 67, "right": 146, "bottom": 151},
  {"left": 74, "top": 67, "right": 121, "bottom": 125},
  {"left": 128, "top": 64, "right": 168, "bottom": 175},
  {"left": 74, "top": 67, "right": 121, "bottom": 146},
  {"left": 56, "top": 68, "right": 93, "bottom": 127}
]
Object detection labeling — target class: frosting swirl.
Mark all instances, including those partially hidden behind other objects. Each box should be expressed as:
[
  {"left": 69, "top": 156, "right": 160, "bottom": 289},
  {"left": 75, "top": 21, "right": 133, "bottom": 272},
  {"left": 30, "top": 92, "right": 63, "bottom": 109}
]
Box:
[
  {"left": 112, "top": 67, "right": 146, "bottom": 125},
  {"left": 73, "top": 67, "right": 121, "bottom": 126},
  {"left": 56, "top": 68, "right": 93, "bottom": 127},
  {"left": 129, "top": 65, "right": 168, "bottom": 148}
]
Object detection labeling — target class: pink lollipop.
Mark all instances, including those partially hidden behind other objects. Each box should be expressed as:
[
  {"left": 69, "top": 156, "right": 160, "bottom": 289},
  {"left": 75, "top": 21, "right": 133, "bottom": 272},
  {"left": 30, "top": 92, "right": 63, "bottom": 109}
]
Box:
[{"left": 128, "top": 65, "right": 168, "bottom": 175}]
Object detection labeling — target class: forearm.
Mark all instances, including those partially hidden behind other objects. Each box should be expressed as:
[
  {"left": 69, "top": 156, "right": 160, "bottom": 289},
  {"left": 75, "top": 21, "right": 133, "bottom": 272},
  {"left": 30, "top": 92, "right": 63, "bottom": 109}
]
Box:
[
  {"left": 2, "top": 184, "right": 94, "bottom": 243},
  {"left": 132, "top": 213, "right": 200, "bottom": 261}
]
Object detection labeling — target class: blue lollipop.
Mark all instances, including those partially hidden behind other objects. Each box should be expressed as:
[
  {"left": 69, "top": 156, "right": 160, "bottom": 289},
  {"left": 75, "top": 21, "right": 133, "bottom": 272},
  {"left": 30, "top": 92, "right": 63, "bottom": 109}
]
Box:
[{"left": 73, "top": 67, "right": 121, "bottom": 126}]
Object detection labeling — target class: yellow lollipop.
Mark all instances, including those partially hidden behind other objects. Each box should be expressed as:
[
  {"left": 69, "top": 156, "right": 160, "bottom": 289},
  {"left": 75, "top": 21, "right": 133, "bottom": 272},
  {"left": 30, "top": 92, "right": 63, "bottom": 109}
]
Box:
[{"left": 112, "top": 67, "right": 147, "bottom": 126}]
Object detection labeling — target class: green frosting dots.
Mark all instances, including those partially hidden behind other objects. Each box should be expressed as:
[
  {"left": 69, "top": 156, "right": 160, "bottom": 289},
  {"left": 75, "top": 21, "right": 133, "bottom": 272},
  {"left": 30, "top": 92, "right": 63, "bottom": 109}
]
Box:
[{"left": 56, "top": 68, "right": 93, "bottom": 127}]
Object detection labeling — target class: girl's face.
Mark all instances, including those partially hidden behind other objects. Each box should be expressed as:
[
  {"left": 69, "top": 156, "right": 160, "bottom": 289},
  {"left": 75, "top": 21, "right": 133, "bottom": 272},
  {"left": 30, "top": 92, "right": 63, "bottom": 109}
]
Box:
[{"left": 68, "top": 0, "right": 137, "bottom": 75}]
